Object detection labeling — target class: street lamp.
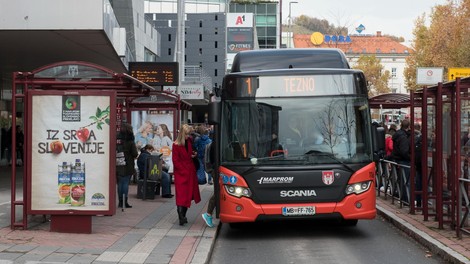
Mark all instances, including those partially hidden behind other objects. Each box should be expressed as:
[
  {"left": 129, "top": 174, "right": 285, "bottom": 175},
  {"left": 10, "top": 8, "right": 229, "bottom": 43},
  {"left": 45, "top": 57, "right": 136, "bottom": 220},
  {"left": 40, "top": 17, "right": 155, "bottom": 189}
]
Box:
[{"left": 288, "top": 1, "right": 298, "bottom": 48}]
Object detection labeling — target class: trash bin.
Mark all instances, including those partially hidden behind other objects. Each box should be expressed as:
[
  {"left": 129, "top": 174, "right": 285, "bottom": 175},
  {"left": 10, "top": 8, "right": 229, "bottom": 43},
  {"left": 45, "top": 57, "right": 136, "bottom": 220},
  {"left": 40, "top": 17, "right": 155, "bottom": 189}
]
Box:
[
  {"left": 137, "top": 180, "right": 157, "bottom": 199},
  {"left": 137, "top": 152, "right": 162, "bottom": 200}
]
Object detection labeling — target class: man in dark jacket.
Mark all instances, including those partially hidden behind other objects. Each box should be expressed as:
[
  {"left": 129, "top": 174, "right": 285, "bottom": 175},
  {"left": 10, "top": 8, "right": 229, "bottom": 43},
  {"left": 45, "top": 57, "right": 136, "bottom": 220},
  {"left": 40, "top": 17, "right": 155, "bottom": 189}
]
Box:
[{"left": 392, "top": 119, "right": 411, "bottom": 203}]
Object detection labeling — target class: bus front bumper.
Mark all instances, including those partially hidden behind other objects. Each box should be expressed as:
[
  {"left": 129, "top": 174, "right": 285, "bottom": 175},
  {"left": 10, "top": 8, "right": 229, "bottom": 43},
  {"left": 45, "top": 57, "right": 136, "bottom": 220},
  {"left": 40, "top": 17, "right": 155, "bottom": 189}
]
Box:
[{"left": 219, "top": 188, "right": 376, "bottom": 223}]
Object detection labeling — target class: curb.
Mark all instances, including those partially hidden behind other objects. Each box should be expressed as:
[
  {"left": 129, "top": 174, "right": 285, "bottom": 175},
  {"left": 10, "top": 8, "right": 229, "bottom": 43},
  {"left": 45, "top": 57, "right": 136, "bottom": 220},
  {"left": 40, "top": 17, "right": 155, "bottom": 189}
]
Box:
[{"left": 377, "top": 205, "right": 470, "bottom": 264}]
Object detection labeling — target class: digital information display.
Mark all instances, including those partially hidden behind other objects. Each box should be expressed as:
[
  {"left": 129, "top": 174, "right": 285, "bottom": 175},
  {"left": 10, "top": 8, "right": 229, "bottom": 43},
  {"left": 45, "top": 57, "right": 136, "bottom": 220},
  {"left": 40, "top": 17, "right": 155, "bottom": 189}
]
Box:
[{"left": 129, "top": 62, "right": 179, "bottom": 86}]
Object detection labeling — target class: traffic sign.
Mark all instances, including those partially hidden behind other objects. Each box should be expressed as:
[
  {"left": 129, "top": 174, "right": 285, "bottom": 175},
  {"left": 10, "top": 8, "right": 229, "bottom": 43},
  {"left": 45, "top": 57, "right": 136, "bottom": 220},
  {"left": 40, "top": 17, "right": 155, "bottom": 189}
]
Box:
[
  {"left": 448, "top": 67, "right": 470, "bottom": 81},
  {"left": 416, "top": 67, "right": 443, "bottom": 85}
]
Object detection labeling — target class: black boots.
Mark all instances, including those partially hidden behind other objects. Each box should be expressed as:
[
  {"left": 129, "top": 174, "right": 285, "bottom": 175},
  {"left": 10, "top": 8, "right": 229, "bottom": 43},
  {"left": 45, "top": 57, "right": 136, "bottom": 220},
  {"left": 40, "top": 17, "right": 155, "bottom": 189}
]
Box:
[
  {"left": 182, "top": 207, "right": 188, "bottom": 224},
  {"left": 125, "top": 198, "right": 132, "bottom": 208},
  {"left": 177, "top": 206, "right": 188, "bottom": 225},
  {"left": 119, "top": 198, "right": 132, "bottom": 208}
]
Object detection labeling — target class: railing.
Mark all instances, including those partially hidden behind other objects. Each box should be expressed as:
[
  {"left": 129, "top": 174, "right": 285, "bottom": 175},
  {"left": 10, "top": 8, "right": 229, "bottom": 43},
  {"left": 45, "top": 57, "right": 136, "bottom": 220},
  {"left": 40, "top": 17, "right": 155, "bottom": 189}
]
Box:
[
  {"left": 376, "top": 159, "right": 410, "bottom": 208},
  {"left": 377, "top": 156, "right": 470, "bottom": 238}
]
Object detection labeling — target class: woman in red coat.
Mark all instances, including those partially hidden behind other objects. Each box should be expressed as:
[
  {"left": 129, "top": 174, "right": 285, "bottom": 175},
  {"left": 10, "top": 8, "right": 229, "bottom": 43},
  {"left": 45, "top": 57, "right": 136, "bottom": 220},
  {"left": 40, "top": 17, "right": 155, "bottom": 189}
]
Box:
[{"left": 172, "top": 124, "right": 201, "bottom": 225}]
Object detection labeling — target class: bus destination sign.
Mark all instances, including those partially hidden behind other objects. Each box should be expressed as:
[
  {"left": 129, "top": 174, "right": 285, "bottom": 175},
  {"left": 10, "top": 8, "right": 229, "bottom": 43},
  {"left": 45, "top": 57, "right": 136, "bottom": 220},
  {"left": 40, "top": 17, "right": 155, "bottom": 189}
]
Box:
[
  {"left": 129, "top": 62, "right": 179, "bottom": 86},
  {"left": 256, "top": 75, "right": 354, "bottom": 97}
]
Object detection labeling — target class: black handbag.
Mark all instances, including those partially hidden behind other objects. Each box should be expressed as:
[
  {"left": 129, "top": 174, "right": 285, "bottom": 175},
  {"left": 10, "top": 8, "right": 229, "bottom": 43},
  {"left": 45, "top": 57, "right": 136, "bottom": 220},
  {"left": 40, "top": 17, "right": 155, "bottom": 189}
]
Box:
[
  {"left": 186, "top": 140, "right": 200, "bottom": 170},
  {"left": 193, "top": 157, "right": 200, "bottom": 170}
]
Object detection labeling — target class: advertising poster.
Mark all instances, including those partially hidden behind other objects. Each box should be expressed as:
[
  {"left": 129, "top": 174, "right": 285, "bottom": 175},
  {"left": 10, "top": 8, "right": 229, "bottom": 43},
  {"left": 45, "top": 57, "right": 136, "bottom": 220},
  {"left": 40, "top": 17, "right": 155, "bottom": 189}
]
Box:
[
  {"left": 132, "top": 110, "right": 174, "bottom": 173},
  {"left": 30, "top": 92, "right": 113, "bottom": 212}
]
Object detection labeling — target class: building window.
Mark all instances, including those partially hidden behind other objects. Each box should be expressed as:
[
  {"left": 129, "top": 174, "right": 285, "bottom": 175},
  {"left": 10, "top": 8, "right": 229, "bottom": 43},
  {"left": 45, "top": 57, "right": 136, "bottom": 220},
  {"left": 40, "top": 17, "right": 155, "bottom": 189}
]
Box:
[
  {"left": 215, "top": 27, "right": 218, "bottom": 35},
  {"left": 199, "top": 48, "right": 202, "bottom": 55},
  {"left": 136, "top": 13, "right": 140, "bottom": 28},
  {"left": 185, "top": 55, "right": 187, "bottom": 62},
  {"left": 144, "top": 48, "right": 156, "bottom": 62},
  {"left": 168, "top": 48, "right": 172, "bottom": 56},
  {"left": 391, "top": 68, "right": 397, "bottom": 77},
  {"left": 199, "top": 20, "right": 202, "bottom": 27},
  {"left": 199, "top": 34, "right": 202, "bottom": 41},
  {"left": 215, "top": 69, "right": 218, "bottom": 76},
  {"left": 215, "top": 55, "right": 218, "bottom": 62},
  {"left": 168, "top": 34, "right": 172, "bottom": 42},
  {"left": 215, "top": 14, "right": 218, "bottom": 20},
  {"left": 185, "top": 41, "right": 187, "bottom": 48},
  {"left": 215, "top": 41, "right": 218, "bottom": 48}
]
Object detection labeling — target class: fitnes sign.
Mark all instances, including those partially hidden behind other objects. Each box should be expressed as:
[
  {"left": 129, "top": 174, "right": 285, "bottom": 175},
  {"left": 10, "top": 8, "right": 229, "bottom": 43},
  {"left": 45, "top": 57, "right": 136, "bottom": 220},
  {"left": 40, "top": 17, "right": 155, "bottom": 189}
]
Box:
[{"left": 227, "top": 13, "right": 254, "bottom": 54}]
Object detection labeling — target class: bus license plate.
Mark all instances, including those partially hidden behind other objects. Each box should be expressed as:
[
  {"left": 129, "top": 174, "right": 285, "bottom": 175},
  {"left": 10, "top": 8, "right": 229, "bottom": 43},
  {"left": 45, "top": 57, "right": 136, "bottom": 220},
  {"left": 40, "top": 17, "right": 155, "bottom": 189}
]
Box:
[{"left": 282, "top": 206, "right": 315, "bottom": 216}]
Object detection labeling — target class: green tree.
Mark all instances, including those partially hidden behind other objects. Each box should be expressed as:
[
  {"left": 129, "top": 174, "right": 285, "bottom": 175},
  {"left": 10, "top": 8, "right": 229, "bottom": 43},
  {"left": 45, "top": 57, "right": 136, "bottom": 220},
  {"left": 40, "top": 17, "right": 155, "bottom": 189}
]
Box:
[{"left": 353, "top": 55, "right": 391, "bottom": 97}]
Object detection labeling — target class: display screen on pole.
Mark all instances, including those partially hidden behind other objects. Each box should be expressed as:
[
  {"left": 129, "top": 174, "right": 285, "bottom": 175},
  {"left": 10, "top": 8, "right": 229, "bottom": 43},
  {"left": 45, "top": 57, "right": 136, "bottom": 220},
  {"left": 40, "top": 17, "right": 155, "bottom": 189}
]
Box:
[{"left": 129, "top": 62, "right": 179, "bottom": 86}]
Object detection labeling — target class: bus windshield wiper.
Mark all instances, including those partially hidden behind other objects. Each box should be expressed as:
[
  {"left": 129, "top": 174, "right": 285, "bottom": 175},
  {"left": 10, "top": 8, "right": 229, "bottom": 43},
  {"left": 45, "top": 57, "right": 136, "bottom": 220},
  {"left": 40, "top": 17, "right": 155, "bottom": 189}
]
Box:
[{"left": 304, "top": 150, "right": 355, "bottom": 173}]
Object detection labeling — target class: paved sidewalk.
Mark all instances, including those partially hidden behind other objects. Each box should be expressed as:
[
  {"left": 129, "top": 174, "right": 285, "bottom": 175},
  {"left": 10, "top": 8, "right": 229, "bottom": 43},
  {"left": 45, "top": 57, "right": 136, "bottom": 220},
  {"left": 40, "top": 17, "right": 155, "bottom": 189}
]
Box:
[
  {"left": 0, "top": 183, "right": 218, "bottom": 264},
  {"left": 1, "top": 180, "right": 470, "bottom": 263},
  {"left": 376, "top": 197, "right": 470, "bottom": 264}
]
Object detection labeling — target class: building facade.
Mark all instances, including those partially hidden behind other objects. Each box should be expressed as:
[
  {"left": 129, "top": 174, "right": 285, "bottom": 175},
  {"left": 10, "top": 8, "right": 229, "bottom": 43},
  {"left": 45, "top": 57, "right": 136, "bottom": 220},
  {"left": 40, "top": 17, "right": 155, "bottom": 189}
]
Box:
[
  {"left": 293, "top": 31, "right": 411, "bottom": 94},
  {"left": 229, "top": 1, "right": 279, "bottom": 49},
  {"left": 147, "top": 12, "right": 226, "bottom": 93}
]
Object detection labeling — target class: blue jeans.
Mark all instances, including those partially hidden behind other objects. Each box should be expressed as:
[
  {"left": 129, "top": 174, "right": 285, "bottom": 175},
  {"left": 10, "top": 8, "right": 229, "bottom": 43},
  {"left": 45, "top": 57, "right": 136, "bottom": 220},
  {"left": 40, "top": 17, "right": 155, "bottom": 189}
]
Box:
[
  {"left": 117, "top": 175, "right": 131, "bottom": 200},
  {"left": 161, "top": 171, "right": 172, "bottom": 196},
  {"left": 397, "top": 160, "right": 410, "bottom": 203}
]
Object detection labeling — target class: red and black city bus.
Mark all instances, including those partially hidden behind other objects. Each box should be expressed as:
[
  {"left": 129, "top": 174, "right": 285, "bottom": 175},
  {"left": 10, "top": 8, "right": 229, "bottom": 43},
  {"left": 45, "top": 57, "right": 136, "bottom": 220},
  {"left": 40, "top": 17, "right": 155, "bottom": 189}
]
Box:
[{"left": 209, "top": 49, "right": 382, "bottom": 227}]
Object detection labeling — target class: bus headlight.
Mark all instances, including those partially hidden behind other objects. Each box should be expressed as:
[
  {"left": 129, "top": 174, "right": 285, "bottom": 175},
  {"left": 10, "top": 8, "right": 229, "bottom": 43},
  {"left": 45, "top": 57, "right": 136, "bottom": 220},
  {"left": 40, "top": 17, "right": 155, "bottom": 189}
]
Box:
[
  {"left": 345, "top": 181, "right": 372, "bottom": 195},
  {"left": 224, "top": 185, "right": 252, "bottom": 198}
]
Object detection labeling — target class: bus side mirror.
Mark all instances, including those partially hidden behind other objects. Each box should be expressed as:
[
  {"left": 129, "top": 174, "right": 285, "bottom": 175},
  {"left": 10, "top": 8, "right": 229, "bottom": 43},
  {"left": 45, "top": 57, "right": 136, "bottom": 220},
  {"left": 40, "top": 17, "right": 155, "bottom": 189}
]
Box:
[
  {"left": 208, "top": 101, "right": 221, "bottom": 125},
  {"left": 372, "top": 124, "right": 385, "bottom": 162}
]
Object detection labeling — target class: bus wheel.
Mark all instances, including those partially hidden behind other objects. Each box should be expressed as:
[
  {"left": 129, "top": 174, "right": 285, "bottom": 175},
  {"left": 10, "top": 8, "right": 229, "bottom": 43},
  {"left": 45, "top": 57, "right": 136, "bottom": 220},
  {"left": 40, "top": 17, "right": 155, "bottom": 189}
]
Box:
[{"left": 342, "top": 219, "right": 358, "bottom": 226}]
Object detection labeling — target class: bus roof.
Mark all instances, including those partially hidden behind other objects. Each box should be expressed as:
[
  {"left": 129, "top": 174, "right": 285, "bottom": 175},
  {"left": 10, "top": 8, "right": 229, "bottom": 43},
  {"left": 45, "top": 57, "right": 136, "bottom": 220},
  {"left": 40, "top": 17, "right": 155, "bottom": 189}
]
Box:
[{"left": 231, "top": 48, "right": 350, "bottom": 72}]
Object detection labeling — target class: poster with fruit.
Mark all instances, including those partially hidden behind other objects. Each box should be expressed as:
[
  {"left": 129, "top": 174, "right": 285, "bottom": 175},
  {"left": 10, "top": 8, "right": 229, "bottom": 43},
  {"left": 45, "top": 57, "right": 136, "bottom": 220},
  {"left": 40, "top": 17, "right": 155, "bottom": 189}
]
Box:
[{"left": 30, "top": 92, "right": 113, "bottom": 212}]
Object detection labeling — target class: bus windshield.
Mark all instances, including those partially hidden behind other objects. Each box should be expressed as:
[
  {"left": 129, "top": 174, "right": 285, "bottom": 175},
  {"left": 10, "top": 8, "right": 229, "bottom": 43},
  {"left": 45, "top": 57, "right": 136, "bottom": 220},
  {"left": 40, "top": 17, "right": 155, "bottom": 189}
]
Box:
[{"left": 220, "top": 74, "right": 373, "bottom": 166}]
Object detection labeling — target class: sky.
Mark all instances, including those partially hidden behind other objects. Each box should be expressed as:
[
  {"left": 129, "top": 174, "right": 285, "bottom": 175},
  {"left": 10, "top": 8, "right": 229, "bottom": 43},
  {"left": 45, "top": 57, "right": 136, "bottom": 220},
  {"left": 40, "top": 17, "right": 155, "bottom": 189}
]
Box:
[{"left": 283, "top": 0, "right": 449, "bottom": 43}]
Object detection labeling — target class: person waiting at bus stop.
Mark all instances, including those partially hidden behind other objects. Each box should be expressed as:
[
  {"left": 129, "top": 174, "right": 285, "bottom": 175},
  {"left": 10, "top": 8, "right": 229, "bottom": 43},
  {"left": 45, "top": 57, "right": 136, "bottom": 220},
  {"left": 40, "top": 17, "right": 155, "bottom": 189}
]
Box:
[
  {"left": 391, "top": 119, "right": 412, "bottom": 203},
  {"left": 173, "top": 124, "right": 201, "bottom": 225},
  {"left": 137, "top": 144, "right": 174, "bottom": 198},
  {"left": 116, "top": 123, "right": 139, "bottom": 208}
]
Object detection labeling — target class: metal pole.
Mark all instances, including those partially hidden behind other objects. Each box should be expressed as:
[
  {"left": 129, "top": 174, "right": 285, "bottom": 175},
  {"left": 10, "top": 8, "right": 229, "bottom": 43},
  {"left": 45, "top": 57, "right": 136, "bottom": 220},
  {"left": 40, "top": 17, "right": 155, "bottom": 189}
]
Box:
[
  {"left": 279, "top": 0, "right": 282, "bottom": 48},
  {"left": 288, "top": 1, "right": 298, "bottom": 48},
  {"left": 177, "top": 0, "right": 185, "bottom": 94}
]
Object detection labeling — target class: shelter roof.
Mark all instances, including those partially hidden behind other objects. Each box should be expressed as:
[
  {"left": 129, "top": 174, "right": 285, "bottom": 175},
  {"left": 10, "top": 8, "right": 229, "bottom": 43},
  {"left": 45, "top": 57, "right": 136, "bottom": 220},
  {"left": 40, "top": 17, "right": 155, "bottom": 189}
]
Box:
[{"left": 369, "top": 93, "right": 410, "bottom": 109}]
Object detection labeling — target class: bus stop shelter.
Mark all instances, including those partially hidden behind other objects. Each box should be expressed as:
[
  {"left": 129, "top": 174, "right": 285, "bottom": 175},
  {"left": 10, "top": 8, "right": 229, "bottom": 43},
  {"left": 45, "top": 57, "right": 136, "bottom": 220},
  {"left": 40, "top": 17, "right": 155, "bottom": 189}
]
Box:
[
  {"left": 9, "top": 61, "right": 188, "bottom": 233},
  {"left": 372, "top": 78, "right": 470, "bottom": 238}
]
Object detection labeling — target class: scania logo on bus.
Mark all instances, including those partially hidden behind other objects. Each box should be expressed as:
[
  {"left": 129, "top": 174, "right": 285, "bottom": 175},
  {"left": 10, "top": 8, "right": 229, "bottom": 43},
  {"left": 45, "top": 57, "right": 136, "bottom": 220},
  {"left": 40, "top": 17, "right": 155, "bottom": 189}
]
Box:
[
  {"left": 280, "top": 190, "right": 317, "bottom": 197},
  {"left": 257, "top": 177, "right": 294, "bottom": 184}
]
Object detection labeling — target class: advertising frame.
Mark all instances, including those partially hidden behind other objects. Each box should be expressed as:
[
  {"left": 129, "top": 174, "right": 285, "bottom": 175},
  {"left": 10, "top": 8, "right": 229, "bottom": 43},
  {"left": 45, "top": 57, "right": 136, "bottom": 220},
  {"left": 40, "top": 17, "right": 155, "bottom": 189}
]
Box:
[{"left": 26, "top": 90, "right": 116, "bottom": 216}]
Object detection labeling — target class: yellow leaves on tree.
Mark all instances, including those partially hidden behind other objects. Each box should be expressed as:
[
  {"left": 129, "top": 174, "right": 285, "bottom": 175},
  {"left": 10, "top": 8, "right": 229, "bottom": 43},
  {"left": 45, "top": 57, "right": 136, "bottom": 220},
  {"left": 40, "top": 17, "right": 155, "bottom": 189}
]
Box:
[
  {"left": 405, "top": 0, "right": 470, "bottom": 90},
  {"left": 353, "top": 55, "right": 391, "bottom": 97}
]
